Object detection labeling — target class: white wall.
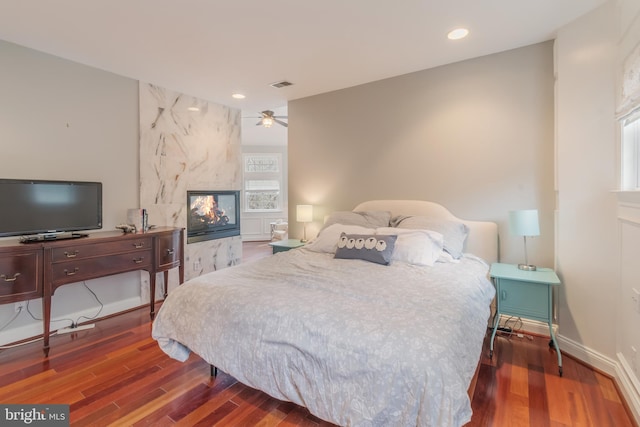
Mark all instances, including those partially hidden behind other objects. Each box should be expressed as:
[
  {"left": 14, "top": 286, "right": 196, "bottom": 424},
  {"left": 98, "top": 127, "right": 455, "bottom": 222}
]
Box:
[
  {"left": 0, "top": 40, "right": 140, "bottom": 344},
  {"left": 288, "top": 42, "right": 556, "bottom": 267},
  {"left": 555, "top": 0, "right": 618, "bottom": 360},
  {"left": 556, "top": 0, "right": 640, "bottom": 420}
]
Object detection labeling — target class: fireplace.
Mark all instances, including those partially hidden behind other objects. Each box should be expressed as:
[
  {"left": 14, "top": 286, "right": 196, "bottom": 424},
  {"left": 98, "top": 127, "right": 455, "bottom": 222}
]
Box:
[{"left": 186, "top": 190, "right": 240, "bottom": 244}]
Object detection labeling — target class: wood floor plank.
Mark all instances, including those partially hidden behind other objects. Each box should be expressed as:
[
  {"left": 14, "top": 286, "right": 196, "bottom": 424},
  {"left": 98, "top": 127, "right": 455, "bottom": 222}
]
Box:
[
  {"left": 166, "top": 373, "right": 237, "bottom": 422},
  {"left": 174, "top": 382, "right": 246, "bottom": 426},
  {"left": 191, "top": 400, "right": 239, "bottom": 426}
]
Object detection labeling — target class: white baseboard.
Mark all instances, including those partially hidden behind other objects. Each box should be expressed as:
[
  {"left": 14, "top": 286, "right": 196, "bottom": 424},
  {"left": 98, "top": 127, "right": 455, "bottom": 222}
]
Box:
[{"left": 616, "top": 353, "right": 640, "bottom": 422}]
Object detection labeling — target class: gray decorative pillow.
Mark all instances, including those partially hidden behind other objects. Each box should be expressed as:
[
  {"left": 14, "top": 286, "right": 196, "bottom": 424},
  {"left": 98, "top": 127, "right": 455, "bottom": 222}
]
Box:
[
  {"left": 322, "top": 210, "right": 392, "bottom": 231},
  {"left": 394, "top": 216, "right": 469, "bottom": 259},
  {"left": 334, "top": 232, "right": 397, "bottom": 265}
]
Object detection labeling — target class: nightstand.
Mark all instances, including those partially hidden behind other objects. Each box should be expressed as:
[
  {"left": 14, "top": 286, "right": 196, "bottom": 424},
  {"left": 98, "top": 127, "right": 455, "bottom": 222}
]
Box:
[
  {"left": 489, "top": 262, "right": 563, "bottom": 376},
  {"left": 269, "top": 239, "right": 304, "bottom": 254}
]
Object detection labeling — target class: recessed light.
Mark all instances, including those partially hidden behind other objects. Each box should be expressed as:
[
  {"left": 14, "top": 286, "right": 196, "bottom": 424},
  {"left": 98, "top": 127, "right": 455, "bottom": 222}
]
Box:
[
  {"left": 187, "top": 106, "right": 200, "bottom": 112},
  {"left": 232, "top": 93, "right": 246, "bottom": 99},
  {"left": 447, "top": 28, "right": 469, "bottom": 40}
]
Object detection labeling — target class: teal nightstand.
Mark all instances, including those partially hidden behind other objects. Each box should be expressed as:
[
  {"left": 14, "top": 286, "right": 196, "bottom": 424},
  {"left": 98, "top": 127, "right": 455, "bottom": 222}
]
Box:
[
  {"left": 489, "top": 262, "right": 563, "bottom": 376},
  {"left": 269, "top": 239, "right": 305, "bottom": 254}
]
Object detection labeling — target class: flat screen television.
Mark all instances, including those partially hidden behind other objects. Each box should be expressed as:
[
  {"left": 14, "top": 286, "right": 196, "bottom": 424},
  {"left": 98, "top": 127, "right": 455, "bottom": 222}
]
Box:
[{"left": 0, "top": 179, "right": 102, "bottom": 239}]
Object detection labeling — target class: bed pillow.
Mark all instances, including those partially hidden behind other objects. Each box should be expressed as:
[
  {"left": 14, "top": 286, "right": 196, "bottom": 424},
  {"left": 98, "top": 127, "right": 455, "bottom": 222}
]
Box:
[
  {"left": 321, "top": 210, "right": 392, "bottom": 230},
  {"left": 375, "top": 227, "right": 444, "bottom": 266},
  {"left": 334, "top": 232, "right": 397, "bottom": 265},
  {"left": 305, "top": 224, "right": 376, "bottom": 253},
  {"left": 393, "top": 216, "right": 469, "bottom": 259}
]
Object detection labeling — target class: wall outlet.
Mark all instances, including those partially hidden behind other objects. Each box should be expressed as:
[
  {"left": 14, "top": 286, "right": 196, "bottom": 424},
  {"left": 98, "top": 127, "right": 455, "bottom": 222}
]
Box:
[
  {"left": 193, "top": 260, "right": 201, "bottom": 271},
  {"left": 14, "top": 301, "right": 26, "bottom": 313}
]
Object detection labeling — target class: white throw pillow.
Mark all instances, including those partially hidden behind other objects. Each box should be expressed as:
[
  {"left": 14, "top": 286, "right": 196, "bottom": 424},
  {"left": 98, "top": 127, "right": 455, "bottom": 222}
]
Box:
[{"left": 375, "top": 227, "right": 444, "bottom": 266}]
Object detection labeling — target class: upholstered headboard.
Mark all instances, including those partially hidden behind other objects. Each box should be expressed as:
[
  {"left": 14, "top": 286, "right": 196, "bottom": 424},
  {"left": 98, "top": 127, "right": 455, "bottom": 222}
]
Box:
[{"left": 352, "top": 200, "right": 498, "bottom": 263}]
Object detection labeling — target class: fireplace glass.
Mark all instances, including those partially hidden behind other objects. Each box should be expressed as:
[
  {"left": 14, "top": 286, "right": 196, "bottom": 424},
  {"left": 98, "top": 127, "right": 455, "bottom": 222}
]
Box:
[{"left": 187, "top": 190, "right": 240, "bottom": 243}]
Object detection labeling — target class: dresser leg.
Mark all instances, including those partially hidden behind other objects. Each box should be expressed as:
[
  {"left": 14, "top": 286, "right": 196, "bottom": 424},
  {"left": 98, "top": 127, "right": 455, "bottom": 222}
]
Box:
[
  {"left": 149, "top": 272, "right": 156, "bottom": 319},
  {"left": 43, "top": 293, "right": 51, "bottom": 357}
]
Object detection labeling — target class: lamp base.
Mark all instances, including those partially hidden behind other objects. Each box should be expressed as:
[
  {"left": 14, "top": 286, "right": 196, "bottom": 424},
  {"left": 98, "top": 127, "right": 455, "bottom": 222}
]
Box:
[
  {"left": 518, "top": 263, "right": 537, "bottom": 271},
  {"left": 300, "top": 238, "right": 308, "bottom": 243}
]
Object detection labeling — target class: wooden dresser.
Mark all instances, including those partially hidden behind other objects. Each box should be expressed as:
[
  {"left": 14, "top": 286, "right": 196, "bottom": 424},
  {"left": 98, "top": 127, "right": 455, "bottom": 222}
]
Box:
[{"left": 0, "top": 227, "right": 184, "bottom": 356}]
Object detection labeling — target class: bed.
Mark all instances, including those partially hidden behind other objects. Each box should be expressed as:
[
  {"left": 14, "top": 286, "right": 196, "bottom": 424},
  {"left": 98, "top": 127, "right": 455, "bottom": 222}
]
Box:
[{"left": 152, "top": 200, "right": 497, "bottom": 427}]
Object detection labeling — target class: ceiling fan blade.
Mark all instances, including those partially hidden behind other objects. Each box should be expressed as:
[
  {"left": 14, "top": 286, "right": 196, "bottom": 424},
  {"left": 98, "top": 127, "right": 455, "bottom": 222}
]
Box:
[
  {"left": 274, "top": 116, "right": 288, "bottom": 119},
  {"left": 274, "top": 119, "right": 288, "bottom": 128},
  {"left": 255, "top": 120, "right": 263, "bottom": 126}
]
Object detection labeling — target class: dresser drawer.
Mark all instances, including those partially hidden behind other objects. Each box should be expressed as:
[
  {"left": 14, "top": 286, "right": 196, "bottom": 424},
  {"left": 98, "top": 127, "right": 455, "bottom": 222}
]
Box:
[
  {"left": 156, "top": 232, "right": 182, "bottom": 270},
  {"left": 51, "top": 250, "right": 152, "bottom": 286},
  {"left": 50, "top": 237, "right": 153, "bottom": 262},
  {"left": 0, "top": 251, "right": 42, "bottom": 301},
  {"left": 497, "top": 278, "right": 550, "bottom": 321}
]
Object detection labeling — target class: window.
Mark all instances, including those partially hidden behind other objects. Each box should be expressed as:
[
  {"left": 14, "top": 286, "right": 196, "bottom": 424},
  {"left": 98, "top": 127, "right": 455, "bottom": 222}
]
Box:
[
  {"left": 621, "top": 109, "right": 640, "bottom": 190},
  {"left": 243, "top": 154, "right": 282, "bottom": 211},
  {"left": 620, "top": 43, "right": 640, "bottom": 190}
]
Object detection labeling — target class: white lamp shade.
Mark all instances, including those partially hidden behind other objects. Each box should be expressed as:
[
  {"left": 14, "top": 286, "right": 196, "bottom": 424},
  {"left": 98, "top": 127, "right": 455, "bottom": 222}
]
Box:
[
  {"left": 509, "top": 209, "right": 540, "bottom": 237},
  {"left": 296, "top": 205, "right": 313, "bottom": 223}
]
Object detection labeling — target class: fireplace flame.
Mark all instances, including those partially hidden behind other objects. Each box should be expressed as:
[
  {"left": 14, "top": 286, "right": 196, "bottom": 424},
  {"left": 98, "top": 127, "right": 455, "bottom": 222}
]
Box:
[{"left": 190, "top": 196, "right": 229, "bottom": 227}]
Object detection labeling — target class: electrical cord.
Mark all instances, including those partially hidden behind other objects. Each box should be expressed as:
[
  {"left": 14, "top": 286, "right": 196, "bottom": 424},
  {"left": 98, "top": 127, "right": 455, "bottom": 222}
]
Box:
[
  {"left": 0, "top": 306, "right": 59, "bottom": 351},
  {"left": 25, "top": 299, "right": 75, "bottom": 327},
  {"left": 74, "top": 282, "right": 104, "bottom": 326},
  {"left": 497, "top": 315, "right": 524, "bottom": 338},
  {"left": 0, "top": 307, "right": 22, "bottom": 333},
  {"left": 1, "top": 281, "right": 104, "bottom": 351},
  {"left": 0, "top": 334, "right": 53, "bottom": 350},
  {"left": 27, "top": 281, "right": 103, "bottom": 328}
]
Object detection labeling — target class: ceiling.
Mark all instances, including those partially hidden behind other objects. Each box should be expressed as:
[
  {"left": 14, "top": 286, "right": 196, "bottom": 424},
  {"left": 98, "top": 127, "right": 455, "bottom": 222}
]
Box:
[{"left": 1, "top": 1, "right": 603, "bottom": 116}]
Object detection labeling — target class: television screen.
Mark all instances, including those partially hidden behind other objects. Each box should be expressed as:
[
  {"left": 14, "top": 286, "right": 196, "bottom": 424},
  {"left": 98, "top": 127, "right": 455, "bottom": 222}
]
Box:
[{"left": 0, "top": 179, "right": 102, "bottom": 238}]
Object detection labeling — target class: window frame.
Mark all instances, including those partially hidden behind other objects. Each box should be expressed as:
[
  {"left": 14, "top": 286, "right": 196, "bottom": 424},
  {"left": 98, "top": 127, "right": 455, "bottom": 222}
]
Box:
[
  {"left": 621, "top": 108, "right": 640, "bottom": 191},
  {"left": 242, "top": 153, "right": 284, "bottom": 212}
]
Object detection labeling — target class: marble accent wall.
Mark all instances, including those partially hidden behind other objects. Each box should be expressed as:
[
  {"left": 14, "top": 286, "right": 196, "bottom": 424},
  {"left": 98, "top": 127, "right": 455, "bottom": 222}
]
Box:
[{"left": 139, "top": 83, "right": 242, "bottom": 283}]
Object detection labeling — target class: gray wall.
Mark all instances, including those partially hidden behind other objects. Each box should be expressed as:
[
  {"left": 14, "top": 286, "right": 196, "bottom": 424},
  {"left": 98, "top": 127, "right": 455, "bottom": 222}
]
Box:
[
  {"left": 0, "top": 40, "right": 140, "bottom": 344},
  {"left": 288, "top": 41, "right": 555, "bottom": 266}
]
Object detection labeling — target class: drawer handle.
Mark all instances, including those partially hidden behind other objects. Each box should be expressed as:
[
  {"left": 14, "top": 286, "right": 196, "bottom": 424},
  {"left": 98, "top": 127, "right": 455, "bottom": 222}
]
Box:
[
  {"left": 64, "top": 267, "right": 80, "bottom": 276},
  {"left": 64, "top": 250, "right": 80, "bottom": 258},
  {"left": 166, "top": 248, "right": 174, "bottom": 256},
  {"left": 133, "top": 242, "right": 145, "bottom": 249},
  {"left": 1, "top": 273, "right": 21, "bottom": 282},
  {"left": 133, "top": 257, "right": 145, "bottom": 264},
  {"left": 501, "top": 290, "right": 507, "bottom": 300}
]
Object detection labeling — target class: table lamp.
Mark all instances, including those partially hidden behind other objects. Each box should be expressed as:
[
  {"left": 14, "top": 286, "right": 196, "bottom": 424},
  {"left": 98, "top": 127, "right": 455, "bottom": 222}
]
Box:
[
  {"left": 296, "top": 205, "right": 313, "bottom": 242},
  {"left": 509, "top": 209, "right": 540, "bottom": 271}
]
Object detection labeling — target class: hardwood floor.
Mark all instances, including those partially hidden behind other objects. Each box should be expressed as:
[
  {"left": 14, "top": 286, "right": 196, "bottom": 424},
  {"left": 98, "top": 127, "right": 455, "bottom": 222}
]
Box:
[{"left": 0, "top": 241, "right": 636, "bottom": 426}]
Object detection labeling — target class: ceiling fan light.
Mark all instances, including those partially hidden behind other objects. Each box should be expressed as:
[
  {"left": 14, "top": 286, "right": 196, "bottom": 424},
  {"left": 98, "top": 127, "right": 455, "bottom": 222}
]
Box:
[{"left": 262, "top": 117, "right": 274, "bottom": 128}]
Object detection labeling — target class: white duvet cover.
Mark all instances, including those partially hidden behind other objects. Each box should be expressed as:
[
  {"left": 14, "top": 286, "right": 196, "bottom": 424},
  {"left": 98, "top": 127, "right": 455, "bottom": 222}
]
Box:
[{"left": 152, "top": 248, "right": 495, "bottom": 427}]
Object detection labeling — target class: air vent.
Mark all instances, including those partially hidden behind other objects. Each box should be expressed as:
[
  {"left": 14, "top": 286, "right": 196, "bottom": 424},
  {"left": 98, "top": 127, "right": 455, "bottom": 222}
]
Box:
[{"left": 270, "top": 81, "right": 294, "bottom": 89}]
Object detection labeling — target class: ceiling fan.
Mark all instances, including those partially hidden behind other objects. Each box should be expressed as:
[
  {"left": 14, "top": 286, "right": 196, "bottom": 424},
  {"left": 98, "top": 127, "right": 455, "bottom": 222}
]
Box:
[{"left": 251, "top": 110, "right": 288, "bottom": 128}]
